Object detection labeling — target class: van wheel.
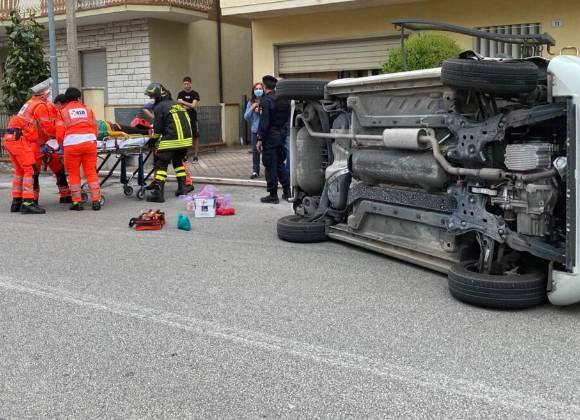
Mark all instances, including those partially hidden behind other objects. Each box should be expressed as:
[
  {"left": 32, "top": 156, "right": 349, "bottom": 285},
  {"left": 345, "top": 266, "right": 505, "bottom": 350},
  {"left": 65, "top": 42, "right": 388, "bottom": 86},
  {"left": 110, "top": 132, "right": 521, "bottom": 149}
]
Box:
[
  {"left": 277, "top": 215, "right": 328, "bottom": 243},
  {"left": 276, "top": 79, "right": 328, "bottom": 100},
  {"left": 448, "top": 260, "right": 547, "bottom": 309},
  {"left": 441, "top": 58, "right": 539, "bottom": 95}
]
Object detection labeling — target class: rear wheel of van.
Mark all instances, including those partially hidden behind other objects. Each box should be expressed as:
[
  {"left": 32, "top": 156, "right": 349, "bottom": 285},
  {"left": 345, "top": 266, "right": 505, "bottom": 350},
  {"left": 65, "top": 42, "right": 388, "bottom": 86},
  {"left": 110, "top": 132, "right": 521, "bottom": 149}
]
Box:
[
  {"left": 448, "top": 260, "right": 547, "bottom": 309},
  {"left": 277, "top": 215, "right": 328, "bottom": 243},
  {"left": 276, "top": 79, "right": 328, "bottom": 101}
]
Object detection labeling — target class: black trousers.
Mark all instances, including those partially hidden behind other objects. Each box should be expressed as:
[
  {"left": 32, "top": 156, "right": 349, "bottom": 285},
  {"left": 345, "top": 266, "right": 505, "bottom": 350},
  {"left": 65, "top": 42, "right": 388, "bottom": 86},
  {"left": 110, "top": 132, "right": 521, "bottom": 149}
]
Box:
[
  {"left": 262, "top": 139, "right": 289, "bottom": 194},
  {"left": 154, "top": 148, "right": 188, "bottom": 183}
]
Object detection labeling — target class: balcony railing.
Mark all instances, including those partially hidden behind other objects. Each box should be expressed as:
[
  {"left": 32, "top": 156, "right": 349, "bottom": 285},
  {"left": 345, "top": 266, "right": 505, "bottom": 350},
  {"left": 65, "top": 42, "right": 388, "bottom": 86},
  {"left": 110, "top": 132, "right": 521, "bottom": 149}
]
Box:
[{"left": 0, "top": 0, "right": 214, "bottom": 20}]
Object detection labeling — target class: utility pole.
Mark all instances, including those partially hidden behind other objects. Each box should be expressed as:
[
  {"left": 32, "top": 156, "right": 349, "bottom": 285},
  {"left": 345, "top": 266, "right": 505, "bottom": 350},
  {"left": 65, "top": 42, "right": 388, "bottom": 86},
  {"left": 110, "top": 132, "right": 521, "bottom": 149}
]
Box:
[
  {"left": 47, "top": 0, "right": 58, "bottom": 98},
  {"left": 216, "top": 0, "right": 223, "bottom": 103},
  {"left": 65, "top": 0, "right": 81, "bottom": 89}
]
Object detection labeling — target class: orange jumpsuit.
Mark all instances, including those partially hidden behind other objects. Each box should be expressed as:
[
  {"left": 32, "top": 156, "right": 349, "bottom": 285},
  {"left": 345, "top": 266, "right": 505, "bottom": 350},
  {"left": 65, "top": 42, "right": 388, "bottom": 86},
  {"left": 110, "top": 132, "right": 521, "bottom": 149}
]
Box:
[
  {"left": 56, "top": 101, "right": 101, "bottom": 204},
  {"left": 3, "top": 112, "right": 37, "bottom": 201},
  {"left": 17, "top": 96, "right": 71, "bottom": 201},
  {"left": 42, "top": 103, "right": 71, "bottom": 199}
]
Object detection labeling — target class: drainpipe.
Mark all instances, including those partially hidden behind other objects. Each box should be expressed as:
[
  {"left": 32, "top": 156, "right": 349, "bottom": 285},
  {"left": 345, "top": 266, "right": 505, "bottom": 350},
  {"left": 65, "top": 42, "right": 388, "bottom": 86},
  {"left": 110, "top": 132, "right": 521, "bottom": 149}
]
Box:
[
  {"left": 216, "top": 0, "right": 223, "bottom": 103},
  {"left": 47, "top": 0, "right": 58, "bottom": 98}
]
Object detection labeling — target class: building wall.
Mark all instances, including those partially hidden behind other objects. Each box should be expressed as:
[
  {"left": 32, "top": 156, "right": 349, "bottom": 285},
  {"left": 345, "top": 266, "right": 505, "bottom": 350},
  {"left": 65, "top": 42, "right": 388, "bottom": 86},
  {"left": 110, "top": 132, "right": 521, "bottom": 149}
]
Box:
[
  {"left": 250, "top": 0, "right": 580, "bottom": 80},
  {"left": 1, "top": 16, "right": 251, "bottom": 110},
  {"left": 185, "top": 19, "right": 253, "bottom": 105},
  {"left": 149, "top": 19, "right": 190, "bottom": 100},
  {"left": 49, "top": 19, "right": 151, "bottom": 105},
  {"left": 221, "top": 22, "right": 253, "bottom": 103}
]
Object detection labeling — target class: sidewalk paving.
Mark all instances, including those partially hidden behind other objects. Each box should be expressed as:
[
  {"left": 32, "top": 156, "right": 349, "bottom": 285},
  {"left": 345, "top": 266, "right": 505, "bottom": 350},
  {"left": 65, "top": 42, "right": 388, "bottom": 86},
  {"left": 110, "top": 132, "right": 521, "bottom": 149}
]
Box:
[
  {"left": 1, "top": 146, "right": 269, "bottom": 187},
  {"left": 189, "top": 146, "right": 265, "bottom": 184}
]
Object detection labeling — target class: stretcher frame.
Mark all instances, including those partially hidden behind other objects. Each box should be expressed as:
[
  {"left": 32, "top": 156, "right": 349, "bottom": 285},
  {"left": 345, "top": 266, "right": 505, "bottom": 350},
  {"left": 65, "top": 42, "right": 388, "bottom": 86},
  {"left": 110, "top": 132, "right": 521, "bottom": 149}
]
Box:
[{"left": 81, "top": 136, "right": 154, "bottom": 204}]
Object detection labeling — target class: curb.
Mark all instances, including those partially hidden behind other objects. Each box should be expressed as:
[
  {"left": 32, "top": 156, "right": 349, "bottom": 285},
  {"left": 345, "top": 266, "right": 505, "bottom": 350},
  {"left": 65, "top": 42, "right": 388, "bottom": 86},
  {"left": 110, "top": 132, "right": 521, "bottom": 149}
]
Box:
[{"left": 98, "top": 170, "right": 267, "bottom": 188}]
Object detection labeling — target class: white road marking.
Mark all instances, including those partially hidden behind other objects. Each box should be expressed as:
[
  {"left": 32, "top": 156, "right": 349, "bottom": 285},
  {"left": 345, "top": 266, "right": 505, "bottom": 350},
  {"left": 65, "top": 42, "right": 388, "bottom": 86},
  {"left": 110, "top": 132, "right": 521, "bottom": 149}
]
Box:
[{"left": 1, "top": 276, "right": 578, "bottom": 417}]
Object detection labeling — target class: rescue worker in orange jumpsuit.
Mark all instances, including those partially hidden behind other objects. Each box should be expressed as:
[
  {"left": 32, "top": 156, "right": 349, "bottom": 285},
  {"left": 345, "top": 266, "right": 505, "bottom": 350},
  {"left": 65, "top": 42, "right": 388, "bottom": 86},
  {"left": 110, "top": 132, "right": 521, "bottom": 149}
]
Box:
[
  {"left": 19, "top": 79, "right": 72, "bottom": 204},
  {"left": 55, "top": 87, "right": 101, "bottom": 211},
  {"left": 3, "top": 98, "right": 46, "bottom": 214}
]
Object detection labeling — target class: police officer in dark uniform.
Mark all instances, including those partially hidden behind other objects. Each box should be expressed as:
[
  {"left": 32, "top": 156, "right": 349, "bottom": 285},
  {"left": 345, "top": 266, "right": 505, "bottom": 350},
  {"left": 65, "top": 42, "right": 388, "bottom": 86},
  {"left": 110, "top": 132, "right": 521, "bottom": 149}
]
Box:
[
  {"left": 144, "top": 82, "right": 193, "bottom": 203},
  {"left": 256, "top": 75, "right": 291, "bottom": 204}
]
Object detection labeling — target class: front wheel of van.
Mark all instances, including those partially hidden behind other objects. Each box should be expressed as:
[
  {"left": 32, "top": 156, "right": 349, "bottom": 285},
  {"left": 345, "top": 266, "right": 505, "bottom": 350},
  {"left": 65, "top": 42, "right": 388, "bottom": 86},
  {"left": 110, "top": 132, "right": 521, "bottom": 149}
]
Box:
[{"left": 448, "top": 260, "right": 547, "bottom": 310}]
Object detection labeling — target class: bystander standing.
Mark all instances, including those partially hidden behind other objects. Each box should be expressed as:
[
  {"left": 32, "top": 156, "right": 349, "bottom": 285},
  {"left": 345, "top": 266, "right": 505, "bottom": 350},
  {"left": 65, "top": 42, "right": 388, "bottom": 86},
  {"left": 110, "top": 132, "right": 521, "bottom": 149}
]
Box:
[
  {"left": 244, "top": 82, "right": 264, "bottom": 179},
  {"left": 177, "top": 76, "right": 201, "bottom": 162}
]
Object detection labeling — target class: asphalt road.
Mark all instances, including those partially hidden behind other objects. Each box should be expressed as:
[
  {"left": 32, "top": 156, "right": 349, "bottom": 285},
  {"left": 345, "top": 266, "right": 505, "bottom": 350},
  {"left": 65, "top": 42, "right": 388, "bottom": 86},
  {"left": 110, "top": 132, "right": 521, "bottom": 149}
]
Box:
[{"left": 0, "top": 174, "right": 579, "bottom": 419}]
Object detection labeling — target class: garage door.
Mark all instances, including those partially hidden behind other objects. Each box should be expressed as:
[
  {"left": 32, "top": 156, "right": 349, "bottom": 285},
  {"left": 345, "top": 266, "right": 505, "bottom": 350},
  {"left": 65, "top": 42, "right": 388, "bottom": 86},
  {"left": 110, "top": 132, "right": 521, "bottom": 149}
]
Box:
[{"left": 277, "top": 37, "right": 398, "bottom": 76}]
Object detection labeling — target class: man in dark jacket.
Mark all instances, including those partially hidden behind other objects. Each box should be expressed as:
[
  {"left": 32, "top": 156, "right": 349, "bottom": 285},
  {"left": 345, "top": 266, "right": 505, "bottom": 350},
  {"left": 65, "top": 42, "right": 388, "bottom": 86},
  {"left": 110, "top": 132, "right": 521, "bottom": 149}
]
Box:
[
  {"left": 144, "top": 83, "right": 193, "bottom": 203},
  {"left": 256, "top": 75, "right": 291, "bottom": 204}
]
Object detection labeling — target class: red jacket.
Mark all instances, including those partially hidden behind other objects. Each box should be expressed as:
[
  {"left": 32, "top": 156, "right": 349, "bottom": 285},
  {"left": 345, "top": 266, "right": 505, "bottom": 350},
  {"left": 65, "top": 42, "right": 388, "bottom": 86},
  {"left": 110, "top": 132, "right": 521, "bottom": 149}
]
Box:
[{"left": 56, "top": 101, "right": 98, "bottom": 147}]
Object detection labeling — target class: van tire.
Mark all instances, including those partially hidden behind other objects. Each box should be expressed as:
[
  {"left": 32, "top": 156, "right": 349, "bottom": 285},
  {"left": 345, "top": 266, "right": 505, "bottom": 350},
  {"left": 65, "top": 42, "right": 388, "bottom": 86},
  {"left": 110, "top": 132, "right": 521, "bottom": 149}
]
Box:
[
  {"left": 441, "top": 58, "right": 539, "bottom": 95},
  {"left": 276, "top": 79, "right": 328, "bottom": 100},
  {"left": 277, "top": 215, "right": 328, "bottom": 243},
  {"left": 448, "top": 260, "right": 547, "bottom": 309}
]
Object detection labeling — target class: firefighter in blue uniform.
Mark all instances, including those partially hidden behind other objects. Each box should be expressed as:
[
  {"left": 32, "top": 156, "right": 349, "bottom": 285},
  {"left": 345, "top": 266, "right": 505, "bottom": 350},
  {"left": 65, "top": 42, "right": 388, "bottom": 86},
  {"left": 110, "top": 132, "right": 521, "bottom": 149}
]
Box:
[{"left": 256, "top": 75, "right": 291, "bottom": 204}]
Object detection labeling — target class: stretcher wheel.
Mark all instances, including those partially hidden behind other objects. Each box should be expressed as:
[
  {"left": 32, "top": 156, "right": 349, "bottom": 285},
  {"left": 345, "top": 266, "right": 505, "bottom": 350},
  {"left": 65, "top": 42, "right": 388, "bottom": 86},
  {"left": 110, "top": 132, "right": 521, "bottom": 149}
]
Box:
[
  {"left": 81, "top": 192, "right": 89, "bottom": 204},
  {"left": 123, "top": 185, "right": 134, "bottom": 197},
  {"left": 136, "top": 188, "right": 146, "bottom": 200}
]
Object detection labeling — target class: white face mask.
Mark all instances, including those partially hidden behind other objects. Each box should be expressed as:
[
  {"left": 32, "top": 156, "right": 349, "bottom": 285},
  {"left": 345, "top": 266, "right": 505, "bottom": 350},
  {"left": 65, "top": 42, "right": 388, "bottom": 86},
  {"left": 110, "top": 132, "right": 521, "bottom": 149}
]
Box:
[{"left": 145, "top": 98, "right": 155, "bottom": 106}]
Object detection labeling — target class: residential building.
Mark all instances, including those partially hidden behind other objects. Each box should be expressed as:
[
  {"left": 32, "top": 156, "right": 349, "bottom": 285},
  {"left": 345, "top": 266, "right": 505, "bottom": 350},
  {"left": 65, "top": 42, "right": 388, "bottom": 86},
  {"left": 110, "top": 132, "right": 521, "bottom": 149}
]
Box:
[
  {"left": 0, "top": 0, "right": 252, "bottom": 139},
  {"left": 220, "top": 0, "right": 580, "bottom": 81}
]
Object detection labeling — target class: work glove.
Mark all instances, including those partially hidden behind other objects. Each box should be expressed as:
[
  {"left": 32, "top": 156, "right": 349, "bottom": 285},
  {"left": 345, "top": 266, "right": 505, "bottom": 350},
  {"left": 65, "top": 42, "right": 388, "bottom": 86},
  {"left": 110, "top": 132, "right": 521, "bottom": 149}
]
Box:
[
  {"left": 147, "top": 137, "right": 158, "bottom": 148},
  {"left": 40, "top": 144, "right": 49, "bottom": 154}
]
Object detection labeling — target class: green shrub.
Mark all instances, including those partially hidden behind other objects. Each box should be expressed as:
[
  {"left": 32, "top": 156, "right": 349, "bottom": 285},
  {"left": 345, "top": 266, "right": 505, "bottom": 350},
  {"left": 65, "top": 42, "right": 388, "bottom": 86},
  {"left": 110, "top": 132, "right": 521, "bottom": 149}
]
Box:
[
  {"left": 1, "top": 11, "right": 50, "bottom": 112},
  {"left": 383, "top": 33, "right": 462, "bottom": 74}
]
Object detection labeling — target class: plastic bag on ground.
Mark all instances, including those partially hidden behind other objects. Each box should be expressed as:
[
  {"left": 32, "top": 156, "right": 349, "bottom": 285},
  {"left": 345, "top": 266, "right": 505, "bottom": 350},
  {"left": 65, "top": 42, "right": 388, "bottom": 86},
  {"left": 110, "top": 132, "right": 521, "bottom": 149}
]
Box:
[
  {"left": 177, "top": 213, "right": 192, "bottom": 231},
  {"left": 197, "top": 185, "right": 219, "bottom": 199}
]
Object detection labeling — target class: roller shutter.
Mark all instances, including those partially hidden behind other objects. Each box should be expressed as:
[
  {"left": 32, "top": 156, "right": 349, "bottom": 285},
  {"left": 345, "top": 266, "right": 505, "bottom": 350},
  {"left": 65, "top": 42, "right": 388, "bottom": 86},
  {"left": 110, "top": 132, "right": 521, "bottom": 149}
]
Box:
[
  {"left": 81, "top": 50, "right": 107, "bottom": 89},
  {"left": 277, "top": 37, "right": 398, "bottom": 75}
]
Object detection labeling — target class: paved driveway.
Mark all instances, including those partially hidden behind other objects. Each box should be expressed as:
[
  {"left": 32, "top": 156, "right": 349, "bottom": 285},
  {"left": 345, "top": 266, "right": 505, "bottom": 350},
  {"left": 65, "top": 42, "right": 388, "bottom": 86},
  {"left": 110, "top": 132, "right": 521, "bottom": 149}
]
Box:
[{"left": 0, "top": 174, "right": 579, "bottom": 419}]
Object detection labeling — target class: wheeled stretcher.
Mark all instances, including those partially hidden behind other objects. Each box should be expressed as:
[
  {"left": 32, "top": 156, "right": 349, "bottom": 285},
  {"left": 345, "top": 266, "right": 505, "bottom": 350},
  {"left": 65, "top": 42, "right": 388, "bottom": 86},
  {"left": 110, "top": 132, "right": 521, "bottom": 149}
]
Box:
[{"left": 81, "top": 136, "right": 155, "bottom": 204}]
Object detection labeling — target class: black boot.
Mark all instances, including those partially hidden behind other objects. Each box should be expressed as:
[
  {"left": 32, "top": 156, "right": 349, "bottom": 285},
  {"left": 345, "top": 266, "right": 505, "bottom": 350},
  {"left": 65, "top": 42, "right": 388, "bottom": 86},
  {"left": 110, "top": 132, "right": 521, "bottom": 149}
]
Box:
[
  {"left": 92, "top": 201, "right": 101, "bottom": 211},
  {"left": 60, "top": 196, "right": 73, "bottom": 204},
  {"left": 175, "top": 177, "right": 185, "bottom": 197},
  {"left": 21, "top": 200, "right": 46, "bottom": 214},
  {"left": 10, "top": 198, "right": 22, "bottom": 213},
  {"left": 70, "top": 202, "right": 84, "bottom": 211},
  {"left": 282, "top": 187, "right": 291, "bottom": 201},
  {"left": 175, "top": 178, "right": 194, "bottom": 197},
  {"left": 260, "top": 193, "right": 279, "bottom": 204},
  {"left": 147, "top": 182, "right": 165, "bottom": 203}
]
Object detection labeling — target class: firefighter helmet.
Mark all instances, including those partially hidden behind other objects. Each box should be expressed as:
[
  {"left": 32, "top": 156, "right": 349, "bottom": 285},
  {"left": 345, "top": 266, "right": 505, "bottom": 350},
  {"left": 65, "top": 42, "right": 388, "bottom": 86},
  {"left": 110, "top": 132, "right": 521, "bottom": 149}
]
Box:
[{"left": 145, "top": 83, "right": 170, "bottom": 103}]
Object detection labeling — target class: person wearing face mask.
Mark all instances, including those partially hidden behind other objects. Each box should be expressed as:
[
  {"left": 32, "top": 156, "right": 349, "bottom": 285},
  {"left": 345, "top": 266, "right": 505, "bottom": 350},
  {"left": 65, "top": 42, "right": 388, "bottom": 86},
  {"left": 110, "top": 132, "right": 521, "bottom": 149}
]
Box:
[
  {"left": 138, "top": 95, "right": 195, "bottom": 196},
  {"left": 244, "top": 82, "right": 264, "bottom": 179},
  {"left": 145, "top": 82, "right": 193, "bottom": 203},
  {"left": 23, "top": 80, "right": 72, "bottom": 205},
  {"left": 3, "top": 78, "right": 58, "bottom": 214}
]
